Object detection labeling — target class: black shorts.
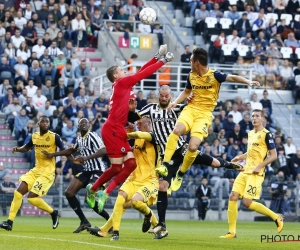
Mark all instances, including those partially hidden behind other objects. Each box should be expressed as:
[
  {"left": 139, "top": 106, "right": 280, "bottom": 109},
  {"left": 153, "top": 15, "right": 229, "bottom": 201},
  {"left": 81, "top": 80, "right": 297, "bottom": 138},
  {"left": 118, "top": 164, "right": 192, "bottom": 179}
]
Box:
[
  {"left": 75, "top": 170, "right": 103, "bottom": 188},
  {"left": 160, "top": 147, "right": 184, "bottom": 185}
]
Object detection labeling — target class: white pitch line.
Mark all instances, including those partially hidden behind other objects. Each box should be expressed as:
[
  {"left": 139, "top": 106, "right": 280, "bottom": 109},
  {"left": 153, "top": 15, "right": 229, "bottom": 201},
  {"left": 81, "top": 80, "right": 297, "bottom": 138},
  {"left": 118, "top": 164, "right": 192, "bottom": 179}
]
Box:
[{"left": 1, "top": 234, "right": 147, "bottom": 250}]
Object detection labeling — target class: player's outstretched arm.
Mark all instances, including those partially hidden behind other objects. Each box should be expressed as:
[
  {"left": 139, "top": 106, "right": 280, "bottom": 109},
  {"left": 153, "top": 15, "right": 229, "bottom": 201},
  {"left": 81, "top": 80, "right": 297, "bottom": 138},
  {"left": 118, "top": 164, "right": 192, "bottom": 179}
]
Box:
[
  {"left": 77, "top": 147, "right": 107, "bottom": 162},
  {"left": 168, "top": 88, "right": 191, "bottom": 112},
  {"left": 127, "top": 131, "right": 153, "bottom": 141},
  {"left": 42, "top": 147, "right": 76, "bottom": 158},
  {"left": 225, "top": 74, "right": 261, "bottom": 87},
  {"left": 123, "top": 52, "right": 174, "bottom": 88},
  {"left": 12, "top": 145, "right": 31, "bottom": 153},
  {"left": 128, "top": 111, "right": 141, "bottom": 123},
  {"left": 12, "top": 137, "right": 34, "bottom": 153},
  {"left": 231, "top": 153, "right": 247, "bottom": 162}
]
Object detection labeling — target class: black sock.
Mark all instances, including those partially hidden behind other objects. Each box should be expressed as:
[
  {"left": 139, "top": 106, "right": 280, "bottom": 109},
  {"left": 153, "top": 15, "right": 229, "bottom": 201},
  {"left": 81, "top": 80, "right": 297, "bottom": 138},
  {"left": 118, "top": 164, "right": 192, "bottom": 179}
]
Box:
[
  {"left": 93, "top": 203, "right": 110, "bottom": 220},
  {"left": 145, "top": 210, "right": 152, "bottom": 218},
  {"left": 178, "top": 170, "right": 185, "bottom": 177},
  {"left": 163, "top": 162, "right": 169, "bottom": 168},
  {"left": 194, "top": 152, "right": 214, "bottom": 166},
  {"left": 217, "top": 157, "right": 226, "bottom": 167},
  {"left": 67, "top": 196, "right": 88, "bottom": 223},
  {"left": 157, "top": 191, "right": 168, "bottom": 226}
]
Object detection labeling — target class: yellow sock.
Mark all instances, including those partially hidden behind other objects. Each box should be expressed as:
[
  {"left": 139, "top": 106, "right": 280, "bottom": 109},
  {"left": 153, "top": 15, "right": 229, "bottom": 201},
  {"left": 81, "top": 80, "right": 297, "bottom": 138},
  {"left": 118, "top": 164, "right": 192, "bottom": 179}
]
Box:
[
  {"left": 249, "top": 201, "right": 278, "bottom": 220},
  {"left": 8, "top": 191, "right": 23, "bottom": 221},
  {"left": 151, "top": 210, "right": 158, "bottom": 226},
  {"left": 181, "top": 150, "right": 198, "bottom": 173},
  {"left": 228, "top": 201, "right": 238, "bottom": 235},
  {"left": 112, "top": 195, "right": 126, "bottom": 231},
  {"left": 100, "top": 216, "right": 112, "bottom": 232},
  {"left": 27, "top": 198, "right": 54, "bottom": 214},
  {"left": 164, "top": 133, "right": 179, "bottom": 163},
  {"left": 132, "top": 200, "right": 151, "bottom": 216},
  {"left": 100, "top": 209, "right": 125, "bottom": 232}
]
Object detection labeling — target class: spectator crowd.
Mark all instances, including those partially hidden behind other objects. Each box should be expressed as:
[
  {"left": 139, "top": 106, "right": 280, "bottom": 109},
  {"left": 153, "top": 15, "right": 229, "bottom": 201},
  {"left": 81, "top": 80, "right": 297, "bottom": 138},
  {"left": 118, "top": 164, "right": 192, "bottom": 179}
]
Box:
[{"left": 173, "top": 0, "right": 300, "bottom": 98}]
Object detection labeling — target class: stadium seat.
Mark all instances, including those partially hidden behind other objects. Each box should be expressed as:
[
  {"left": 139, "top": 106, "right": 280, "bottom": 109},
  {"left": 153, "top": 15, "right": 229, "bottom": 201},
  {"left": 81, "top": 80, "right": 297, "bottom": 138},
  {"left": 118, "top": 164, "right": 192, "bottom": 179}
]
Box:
[
  {"left": 229, "top": 0, "right": 238, "bottom": 5},
  {"left": 223, "top": 199, "right": 229, "bottom": 211},
  {"left": 168, "top": 198, "right": 178, "bottom": 210},
  {"left": 236, "top": 44, "right": 250, "bottom": 57},
  {"left": 205, "top": 17, "right": 218, "bottom": 28},
  {"left": 185, "top": 17, "right": 194, "bottom": 27},
  {"left": 280, "top": 47, "right": 293, "bottom": 59},
  {"left": 223, "top": 11, "right": 229, "bottom": 18},
  {"left": 204, "top": 17, "right": 219, "bottom": 43},
  {"left": 220, "top": 44, "right": 238, "bottom": 64},
  {"left": 208, "top": 198, "right": 220, "bottom": 211},
  {"left": 219, "top": 18, "right": 233, "bottom": 35},
  {"left": 208, "top": 35, "right": 220, "bottom": 63},
  {"left": 294, "top": 14, "right": 300, "bottom": 21},
  {"left": 211, "top": 35, "right": 218, "bottom": 42},
  {"left": 261, "top": 188, "right": 272, "bottom": 200},
  {"left": 250, "top": 13, "right": 259, "bottom": 25},
  {"left": 266, "top": 13, "right": 279, "bottom": 23},
  {"left": 295, "top": 48, "right": 300, "bottom": 59},
  {"left": 280, "top": 14, "right": 293, "bottom": 25},
  {"left": 178, "top": 198, "right": 192, "bottom": 210},
  {"left": 221, "top": 44, "right": 236, "bottom": 56}
]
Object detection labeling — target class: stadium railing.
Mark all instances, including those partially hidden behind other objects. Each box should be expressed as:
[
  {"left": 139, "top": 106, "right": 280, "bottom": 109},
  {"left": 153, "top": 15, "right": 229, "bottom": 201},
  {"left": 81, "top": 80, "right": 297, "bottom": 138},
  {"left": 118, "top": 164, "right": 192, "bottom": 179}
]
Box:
[{"left": 92, "top": 62, "right": 254, "bottom": 94}]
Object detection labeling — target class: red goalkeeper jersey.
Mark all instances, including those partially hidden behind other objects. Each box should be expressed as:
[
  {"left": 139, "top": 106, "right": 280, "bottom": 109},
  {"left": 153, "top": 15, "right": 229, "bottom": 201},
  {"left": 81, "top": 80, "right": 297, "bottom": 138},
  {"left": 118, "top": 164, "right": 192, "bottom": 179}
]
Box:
[{"left": 108, "top": 58, "right": 163, "bottom": 126}]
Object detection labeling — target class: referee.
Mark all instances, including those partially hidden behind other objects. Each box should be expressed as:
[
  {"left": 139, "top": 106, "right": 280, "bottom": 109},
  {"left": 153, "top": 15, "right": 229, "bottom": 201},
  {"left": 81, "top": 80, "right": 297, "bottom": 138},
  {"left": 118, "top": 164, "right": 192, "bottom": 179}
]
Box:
[
  {"left": 43, "top": 118, "right": 110, "bottom": 233},
  {"left": 128, "top": 85, "right": 231, "bottom": 239}
]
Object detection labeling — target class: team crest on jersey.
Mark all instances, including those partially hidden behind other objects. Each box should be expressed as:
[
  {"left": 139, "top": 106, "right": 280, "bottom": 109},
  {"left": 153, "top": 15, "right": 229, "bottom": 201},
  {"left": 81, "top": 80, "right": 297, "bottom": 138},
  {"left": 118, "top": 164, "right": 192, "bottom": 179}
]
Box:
[
  {"left": 205, "top": 76, "right": 211, "bottom": 83},
  {"left": 46, "top": 136, "right": 50, "bottom": 141},
  {"left": 257, "top": 135, "right": 261, "bottom": 139},
  {"left": 121, "top": 147, "right": 125, "bottom": 152}
]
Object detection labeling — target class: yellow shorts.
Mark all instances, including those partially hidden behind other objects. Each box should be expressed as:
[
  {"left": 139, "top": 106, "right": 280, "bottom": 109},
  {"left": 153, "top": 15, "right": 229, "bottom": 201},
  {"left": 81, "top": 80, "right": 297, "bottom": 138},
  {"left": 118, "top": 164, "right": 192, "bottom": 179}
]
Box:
[
  {"left": 177, "top": 106, "right": 212, "bottom": 140},
  {"left": 232, "top": 172, "right": 264, "bottom": 200},
  {"left": 20, "top": 169, "right": 55, "bottom": 197},
  {"left": 120, "top": 180, "right": 159, "bottom": 207}
]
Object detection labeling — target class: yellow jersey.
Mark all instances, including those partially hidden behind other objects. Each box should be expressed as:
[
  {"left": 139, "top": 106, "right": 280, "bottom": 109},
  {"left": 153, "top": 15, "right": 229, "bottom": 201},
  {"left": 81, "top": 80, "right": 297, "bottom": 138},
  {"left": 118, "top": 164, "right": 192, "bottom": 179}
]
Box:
[
  {"left": 26, "top": 131, "right": 65, "bottom": 174},
  {"left": 244, "top": 128, "right": 276, "bottom": 175},
  {"left": 127, "top": 132, "right": 160, "bottom": 184},
  {"left": 186, "top": 69, "right": 227, "bottom": 112}
]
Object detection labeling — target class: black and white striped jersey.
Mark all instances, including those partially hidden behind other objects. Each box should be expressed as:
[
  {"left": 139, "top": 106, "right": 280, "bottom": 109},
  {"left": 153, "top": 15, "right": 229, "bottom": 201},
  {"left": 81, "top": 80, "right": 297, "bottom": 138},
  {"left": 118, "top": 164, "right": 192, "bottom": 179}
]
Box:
[
  {"left": 72, "top": 131, "right": 106, "bottom": 172},
  {"left": 128, "top": 103, "right": 186, "bottom": 155}
]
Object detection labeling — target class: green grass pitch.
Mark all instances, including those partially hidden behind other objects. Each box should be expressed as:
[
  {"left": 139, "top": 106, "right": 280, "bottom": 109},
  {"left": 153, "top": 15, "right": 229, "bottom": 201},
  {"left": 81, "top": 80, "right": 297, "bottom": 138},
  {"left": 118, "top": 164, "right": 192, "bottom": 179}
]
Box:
[{"left": 0, "top": 217, "right": 299, "bottom": 250}]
